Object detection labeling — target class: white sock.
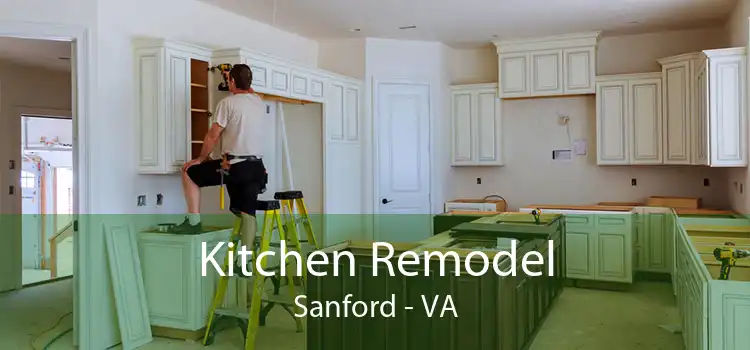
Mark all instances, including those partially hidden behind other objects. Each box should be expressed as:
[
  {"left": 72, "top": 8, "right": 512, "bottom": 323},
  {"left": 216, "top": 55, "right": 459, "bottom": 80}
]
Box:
[{"left": 188, "top": 213, "right": 201, "bottom": 225}]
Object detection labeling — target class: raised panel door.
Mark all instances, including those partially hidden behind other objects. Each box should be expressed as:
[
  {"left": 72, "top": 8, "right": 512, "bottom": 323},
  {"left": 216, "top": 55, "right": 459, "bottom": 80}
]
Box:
[
  {"left": 499, "top": 53, "right": 529, "bottom": 98},
  {"left": 530, "top": 50, "right": 563, "bottom": 96},
  {"left": 450, "top": 90, "right": 473, "bottom": 164},
  {"left": 709, "top": 55, "right": 747, "bottom": 166},
  {"left": 476, "top": 90, "right": 501, "bottom": 164},
  {"left": 663, "top": 61, "right": 692, "bottom": 164},
  {"left": 596, "top": 81, "right": 629, "bottom": 164},
  {"left": 630, "top": 78, "right": 663, "bottom": 164},
  {"left": 563, "top": 47, "right": 595, "bottom": 94}
]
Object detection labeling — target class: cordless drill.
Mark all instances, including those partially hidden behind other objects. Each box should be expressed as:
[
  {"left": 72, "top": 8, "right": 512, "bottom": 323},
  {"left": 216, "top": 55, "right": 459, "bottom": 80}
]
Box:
[
  {"left": 209, "top": 63, "right": 234, "bottom": 91},
  {"left": 530, "top": 208, "right": 542, "bottom": 225},
  {"left": 713, "top": 242, "right": 750, "bottom": 280}
]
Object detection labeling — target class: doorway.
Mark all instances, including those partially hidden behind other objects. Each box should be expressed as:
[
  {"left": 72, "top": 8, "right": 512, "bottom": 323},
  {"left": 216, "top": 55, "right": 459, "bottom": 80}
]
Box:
[{"left": 21, "top": 115, "right": 74, "bottom": 286}]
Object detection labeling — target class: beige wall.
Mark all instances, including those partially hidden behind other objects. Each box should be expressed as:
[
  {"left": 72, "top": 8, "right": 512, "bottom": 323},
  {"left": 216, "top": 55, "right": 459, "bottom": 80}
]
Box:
[
  {"left": 282, "top": 103, "right": 324, "bottom": 214},
  {"left": 446, "top": 27, "right": 732, "bottom": 210},
  {"left": 725, "top": 0, "right": 750, "bottom": 214}
]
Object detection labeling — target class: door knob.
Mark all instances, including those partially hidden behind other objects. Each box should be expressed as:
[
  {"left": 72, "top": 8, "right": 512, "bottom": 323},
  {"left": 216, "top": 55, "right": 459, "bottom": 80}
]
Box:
[{"left": 382, "top": 198, "right": 393, "bottom": 204}]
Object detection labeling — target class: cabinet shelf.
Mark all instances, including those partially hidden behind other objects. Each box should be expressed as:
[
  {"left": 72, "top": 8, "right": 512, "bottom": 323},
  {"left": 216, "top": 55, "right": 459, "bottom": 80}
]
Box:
[
  {"left": 190, "top": 108, "right": 209, "bottom": 113},
  {"left": 190, "top": 83, "right": 207, "bottom": 88}
]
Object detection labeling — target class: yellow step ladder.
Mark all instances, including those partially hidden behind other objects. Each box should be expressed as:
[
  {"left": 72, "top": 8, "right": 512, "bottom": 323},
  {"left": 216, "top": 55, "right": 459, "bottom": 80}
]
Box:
[{"left": 202, "top": 190, "right": 319, "bottom": 350}]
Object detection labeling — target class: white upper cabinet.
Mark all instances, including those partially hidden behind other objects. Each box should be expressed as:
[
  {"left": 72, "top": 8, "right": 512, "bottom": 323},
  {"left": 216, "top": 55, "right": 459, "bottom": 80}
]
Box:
[
  {"left": 494, "top": 32, "right": 600, "bottom": 99},
  {"left": 450, "top": 84, "right": 503, "bottom": 166},
  {"left": 596, "top": 73, "right": 663, "bottom": 165},
  {"left": 659, "top": 48, "right": 747, "bottom": 167},
  {"left": 135, "top": 39, "right": 212, "bottom": 174},
  {"left": 658, "top": 54, "right": 695, "bottom": 165},
  {"left": 704, "top": 48, "right": 747, "bottom": 167},
  {"left": 212, "top": 48, "right": 329, "bottom": 104}
]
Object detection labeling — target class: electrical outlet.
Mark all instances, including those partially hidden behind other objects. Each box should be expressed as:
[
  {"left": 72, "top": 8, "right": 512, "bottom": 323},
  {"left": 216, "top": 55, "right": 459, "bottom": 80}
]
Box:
[
  {"left": 137, "top": 195, "right": 146, "bottom": 207},
  {"left": 631, "top": 178, "right": 637, "bottom": 186},
  {"left": 156, "top": 193, "right": 163, "bottom": 206},
  {"left": 704, "top": 178, "right": 710, "bottom": 187},
  {"left": 476, "top": 177, "right": 482, "bottom": 185}
]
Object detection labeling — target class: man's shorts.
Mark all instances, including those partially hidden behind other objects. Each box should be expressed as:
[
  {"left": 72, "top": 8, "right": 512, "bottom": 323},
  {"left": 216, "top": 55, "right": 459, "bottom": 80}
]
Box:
[{"left": 186, "top": 158, "right": 267, "bottom": 216}]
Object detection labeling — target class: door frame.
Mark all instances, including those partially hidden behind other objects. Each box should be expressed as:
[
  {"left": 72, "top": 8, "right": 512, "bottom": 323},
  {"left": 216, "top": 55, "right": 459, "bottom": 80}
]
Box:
[
  {"left": 0, "top": 20, "right": 93, "bottom": 348},
  {"left": 370, "top": 78, "right": 434, "bottom": 239}
]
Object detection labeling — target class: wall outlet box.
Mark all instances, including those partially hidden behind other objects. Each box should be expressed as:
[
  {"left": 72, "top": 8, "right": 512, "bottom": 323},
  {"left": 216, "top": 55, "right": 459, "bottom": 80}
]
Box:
[{"left": 552, "top": 149, "right": 572, "bottom": 162}]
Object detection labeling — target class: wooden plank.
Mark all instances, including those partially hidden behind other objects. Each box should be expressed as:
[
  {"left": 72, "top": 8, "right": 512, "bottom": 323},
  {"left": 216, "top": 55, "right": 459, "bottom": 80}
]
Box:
[
  {"left": 523, "top": 204, "right": 634, "bottom": 211},
  {"left": 257, "top": 92, "right": 315, "bottom": 105},
  {"left": 646, "top": 196, "right": 701, "bottom": 209}
]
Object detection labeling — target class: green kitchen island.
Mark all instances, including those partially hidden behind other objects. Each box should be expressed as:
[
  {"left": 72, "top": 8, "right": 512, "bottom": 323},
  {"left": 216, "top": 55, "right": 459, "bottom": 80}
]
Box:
[{"left": 305, "top": 213, "right": 566, "bottom": 350}]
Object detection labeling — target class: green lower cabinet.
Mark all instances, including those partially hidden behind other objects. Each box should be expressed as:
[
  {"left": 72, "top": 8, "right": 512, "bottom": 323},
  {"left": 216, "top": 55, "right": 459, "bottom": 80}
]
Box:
[
  {"left": 634, "top": 210, "right": 673, "bottom": 275},
  {"left": 561, "top": 212, "right": 633, "bottom": 283},
  {"left": 307, "top": 229, "right": 565, "bottom": 350}
]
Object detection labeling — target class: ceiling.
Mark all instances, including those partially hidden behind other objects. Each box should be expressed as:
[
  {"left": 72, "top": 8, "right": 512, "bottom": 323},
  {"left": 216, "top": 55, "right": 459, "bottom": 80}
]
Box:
[
  {"left": 202, "top": 0, "right": 737, "bottom": 48},
  {"left": 0, "top": 37, "right": 72, "bottom": 71}
]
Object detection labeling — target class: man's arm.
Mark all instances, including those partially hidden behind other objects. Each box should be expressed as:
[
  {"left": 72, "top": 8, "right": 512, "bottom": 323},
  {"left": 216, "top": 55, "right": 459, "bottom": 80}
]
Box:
[{"left": 196, "top": 123, "right": 223, "bottom": 161}]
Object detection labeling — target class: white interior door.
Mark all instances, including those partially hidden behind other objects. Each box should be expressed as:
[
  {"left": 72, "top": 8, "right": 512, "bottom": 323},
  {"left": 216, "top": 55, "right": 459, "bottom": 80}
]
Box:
[
  {"left": 21, "top": 159, "right": 42, "bottom": 270},
  {"left": 375, "top": 82, "right": 431, "bottom": 242}
]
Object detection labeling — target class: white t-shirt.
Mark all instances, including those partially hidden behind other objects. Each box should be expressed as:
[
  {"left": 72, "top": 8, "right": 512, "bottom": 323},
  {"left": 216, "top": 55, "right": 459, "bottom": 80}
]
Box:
[{"left": 212, "top": 93, "right": 265, "bottom": 159}]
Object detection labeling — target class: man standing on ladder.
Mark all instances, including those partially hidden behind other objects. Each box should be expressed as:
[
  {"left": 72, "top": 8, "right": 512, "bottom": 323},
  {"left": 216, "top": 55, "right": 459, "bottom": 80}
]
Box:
[{"left": 171, "top": 64, "right": 267, "bottom": 265}]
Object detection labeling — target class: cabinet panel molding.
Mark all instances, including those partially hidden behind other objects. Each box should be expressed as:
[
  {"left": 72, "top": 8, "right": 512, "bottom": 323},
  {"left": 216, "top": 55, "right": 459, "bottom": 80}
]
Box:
[
  {"left": 494, "top": 31, "right": 600, "bottom": 98},
  {"left": 450, "top": 83, "right": 503, "bottom": 166}
]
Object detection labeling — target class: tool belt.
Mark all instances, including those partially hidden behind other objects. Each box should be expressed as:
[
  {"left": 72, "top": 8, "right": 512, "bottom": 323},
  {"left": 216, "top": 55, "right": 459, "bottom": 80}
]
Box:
[
  {"left": 224, "top": 154, "right": 262, "bottom": 161},
  {"left": 219, "top": 154, "right": 268, "bottom": 193}
]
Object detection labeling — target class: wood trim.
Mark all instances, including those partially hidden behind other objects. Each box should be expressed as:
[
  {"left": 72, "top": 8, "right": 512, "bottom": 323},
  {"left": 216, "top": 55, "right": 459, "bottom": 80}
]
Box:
[
  {"left": 40, "top": 160, "right": 47, "bottom": 270},
  {"left": 257, "top": 92, "right": 315, "bottom": 105},
  {"left": 501, "top": 93, "right": 594, "bottom": 101}
]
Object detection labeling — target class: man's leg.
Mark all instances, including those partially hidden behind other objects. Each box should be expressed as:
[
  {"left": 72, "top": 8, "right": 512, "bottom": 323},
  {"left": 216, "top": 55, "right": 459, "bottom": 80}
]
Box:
[
  {"left": 171, "top": 160, "right": 222, "bottom": 234},
  {"left": 182, "top": 168, "right": 201, "bottom": 224}
]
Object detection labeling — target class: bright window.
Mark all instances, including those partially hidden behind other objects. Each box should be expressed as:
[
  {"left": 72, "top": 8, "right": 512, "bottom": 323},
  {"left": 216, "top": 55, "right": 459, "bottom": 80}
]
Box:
[{"left": 21, "top": 170, "right": 36, "bottom": 188}]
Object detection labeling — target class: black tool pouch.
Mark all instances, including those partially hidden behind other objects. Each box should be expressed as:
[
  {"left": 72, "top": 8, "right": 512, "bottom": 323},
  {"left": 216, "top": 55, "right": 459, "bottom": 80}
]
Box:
[{"left": 259, "top": 170, "right": 268, "bottom": 194}]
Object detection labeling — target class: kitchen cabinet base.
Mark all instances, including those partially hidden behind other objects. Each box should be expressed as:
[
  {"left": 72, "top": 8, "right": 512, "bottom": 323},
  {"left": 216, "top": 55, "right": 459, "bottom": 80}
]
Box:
[
  {"left": 635, "top": 271, "right": 672, "bottom": 282},
  {"left": 566, "top": 279, "right": 632, "bottom": 292}
]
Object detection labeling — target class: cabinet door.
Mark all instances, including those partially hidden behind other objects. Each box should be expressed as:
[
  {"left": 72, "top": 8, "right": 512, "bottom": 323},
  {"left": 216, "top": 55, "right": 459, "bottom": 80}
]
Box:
[
  {"left": 662, "top": 61, "right": 692, "bottom": 164},
  {"left": 167, "top": 49, "right": 191, "bottom": 171},
  {"left": 565, "top": 228, "right": 594, "bottom": 279},
  {"left": 693, "top": 58, "right": 709, "bottom": 165},
  {"left": 563, "top": 47, "right": 595, "bottom": 94},
  {"left": 709, "top": 54, "right": 747, "bottom": 166},
  {"left": 530, "top": 50, "right": 563, "bottom": 96},
  {"left": 595, "top": 215, "right": 632, "bottom": 283},
  {"left": 499, "top": 53, "right": 529, "bottom": 98},
  {"left": 596, "top": 81, "right": 629, "bottom": 164},
  {"left": 450, "top": 90, "right": 474, "bottom": 165},
  {"left": 644, "top": 213, "right": 670, "bottom": 273},
  {"left": 136, "top": 47, "right": 164, "bottom": 173},
  {"left": 629, "top": 78, "right": 663, "bottom": 164},
  {"left": 475, "top": 89, "right": 502, "bottom": 164}
]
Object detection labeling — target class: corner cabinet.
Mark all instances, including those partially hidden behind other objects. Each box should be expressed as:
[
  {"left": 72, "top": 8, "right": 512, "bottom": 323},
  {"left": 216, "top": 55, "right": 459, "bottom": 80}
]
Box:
[
  {"left": 658, "top": 48, "right": 747, "bottom": 167},
  {"left": 596, "top": 73, "right": 663, "bottom": 165},
  {"left": 135, "top": 39, "right": 213, "bottom": 174},
  {"left": 450, "top": 83, "right": 503, "bottom": 166},
  {"left": 494, "top": 32, "right": 601, "bottom": 99}
]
